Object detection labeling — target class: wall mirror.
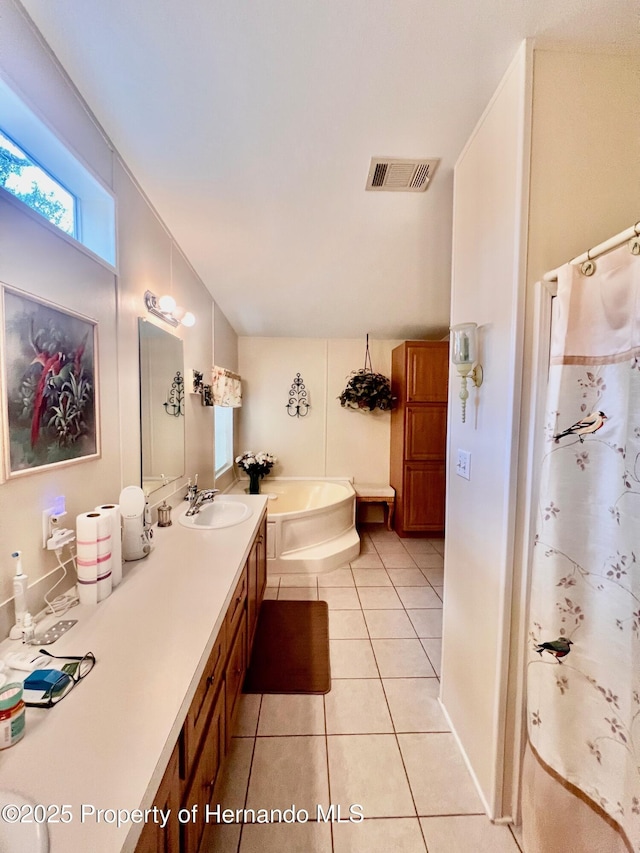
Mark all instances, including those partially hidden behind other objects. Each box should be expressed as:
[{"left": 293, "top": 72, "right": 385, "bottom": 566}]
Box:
[{"left": 139, "top": 318, "right": 185, "bottom": 495}]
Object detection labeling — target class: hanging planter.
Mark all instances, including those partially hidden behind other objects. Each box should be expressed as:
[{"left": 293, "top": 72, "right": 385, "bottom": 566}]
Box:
[{"left": 338, "top": 335, "right": 396, "bottom": 412}]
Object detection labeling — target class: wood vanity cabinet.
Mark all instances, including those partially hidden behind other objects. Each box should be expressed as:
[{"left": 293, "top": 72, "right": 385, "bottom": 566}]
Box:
[
  {"left": 390, "top": 341, "right": 448, "bottom": 536},
  {"left": 135, "top": 509, "right": 267, "bottom": 853}
]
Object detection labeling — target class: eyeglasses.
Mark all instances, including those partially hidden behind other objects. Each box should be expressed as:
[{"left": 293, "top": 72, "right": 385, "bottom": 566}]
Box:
[{"left": 25, "top": 651, "right": 96, "bottom": 708}]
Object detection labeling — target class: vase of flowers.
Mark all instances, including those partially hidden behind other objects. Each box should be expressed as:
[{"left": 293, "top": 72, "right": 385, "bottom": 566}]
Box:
[{"left": 235, "top": 451, "right": 277, "bottom": 494}]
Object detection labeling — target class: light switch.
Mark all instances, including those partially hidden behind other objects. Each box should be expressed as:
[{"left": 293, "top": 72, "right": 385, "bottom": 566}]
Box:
[{"left": 456, "top": 449, "right": 471, "bottom": 480}]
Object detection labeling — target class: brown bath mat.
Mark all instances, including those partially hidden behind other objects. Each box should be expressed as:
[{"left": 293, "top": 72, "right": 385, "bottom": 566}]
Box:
[{"left": 244, "top": 600, "right": 331, "bottom": 694}]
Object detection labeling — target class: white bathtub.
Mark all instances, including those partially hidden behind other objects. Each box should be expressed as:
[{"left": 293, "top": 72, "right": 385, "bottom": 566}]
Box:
[{"left": 227, "top": 478, "right": 360, "bottom": 574}]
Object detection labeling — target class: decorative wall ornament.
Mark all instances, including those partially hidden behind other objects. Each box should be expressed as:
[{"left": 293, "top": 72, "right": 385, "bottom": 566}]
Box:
[
  {"left": 286, "top": 373, "right": 310, "bottom": 417},
  {"left": 201, "top": 384, "right": 213, "bottom": 407},
  {"left": 1, "top": 284, "right": 100, "bottom": 478},
  {"left": 189, "top": 369, "right": 203, "bottom": 394},
  {"left": 163, "top": 371, "right": 185, "bottom": 416}
]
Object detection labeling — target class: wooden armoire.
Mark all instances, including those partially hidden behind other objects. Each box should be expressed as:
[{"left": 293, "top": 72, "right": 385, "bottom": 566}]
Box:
[{"left": 390, "top": 341, "right": 449, "bottom": 536}]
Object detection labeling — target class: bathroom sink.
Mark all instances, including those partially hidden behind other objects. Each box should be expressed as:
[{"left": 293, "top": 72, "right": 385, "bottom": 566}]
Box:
[
  {"left": 0, "top": 791, "right": 49, "bottom": 851},
  {"left": 179, "top": 499, "right": 253, "bottom": 530}
]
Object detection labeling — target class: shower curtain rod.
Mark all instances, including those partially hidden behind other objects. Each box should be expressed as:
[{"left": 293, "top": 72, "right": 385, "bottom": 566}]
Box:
[{"left": 543, "top": 220, "right": 640, "bottom": 282}]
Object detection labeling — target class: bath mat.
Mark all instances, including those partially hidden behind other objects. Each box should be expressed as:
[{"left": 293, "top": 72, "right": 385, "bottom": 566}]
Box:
[{"left": 244, "top": 600, "right": 331, "bottom": 694}]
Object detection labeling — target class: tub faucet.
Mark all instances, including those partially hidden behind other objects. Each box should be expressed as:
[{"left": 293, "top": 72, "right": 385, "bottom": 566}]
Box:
[{"left": 185, "top": 488, "right": 220, "bottom": 516}]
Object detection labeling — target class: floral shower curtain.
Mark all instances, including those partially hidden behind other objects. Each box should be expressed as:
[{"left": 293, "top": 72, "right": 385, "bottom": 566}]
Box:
[{"left": 527, "top": 241, "right": 640, "bottom": 851}]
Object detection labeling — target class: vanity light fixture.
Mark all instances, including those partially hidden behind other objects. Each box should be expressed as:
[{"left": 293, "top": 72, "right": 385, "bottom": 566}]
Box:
[
  {"left": 450, "top": 322, "right": 483, "bottom": 423},
  {"left": 144, "top": 290, "right": 196, "bottom": 328}
]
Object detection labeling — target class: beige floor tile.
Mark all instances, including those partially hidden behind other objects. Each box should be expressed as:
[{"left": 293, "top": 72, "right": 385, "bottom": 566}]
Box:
[
  {"left": 382, "top": 679, "right": 448, "bottom": 732},
  {"left": 319, "top": 587, "right": 362, "bottom": 610},
  {"left": 352, "top": 568, "right": 392, "bottom": 587},
  {"left": 420, "top": 816, "right": 520, "bottom": 852},
  {"left": 329, "top": 610, "right": 368, "bottom": 639},
  {"left": 278, "top": 587, "right": 318, "bottom": 600},
  {"left": 406, "top": 609, "right": 443, "bottom": 638},
  {"left": 432, "top": 586, "right": 444, "bottom": 602},
  {"left": 372, "top": 639, "right": 436, "bottom": 677},
  {"left": 398, "top": 733, "right": 483, "bottom": 815},
  {"left": 402, "top": 539, "right": 438, "bottom": 554},
  {"left": 333, "top": 817, "right": 427, "bottom": 853},
  {"left": 246, "top": 736, "right": 328, "bottom": 813},
  {"left": 510, "top": 823, "right": 524, "bottom": 851},
  {"left": 330, "top": 639, "right": 379, "bottom": 678},
  {"left": 420, "top": 639, "right": 442, "bottom": 676},
  {"left": 350, "top": 553, "right": 384, "bottom": 569},
  {"left": 412, "top": 553, "right": 445, "bottom": 569},
  {"left": 325, "top": 679, "right": 393, "bottom": 734},
  {"left": 214, "top": 737, "right": 255, "bottom": 810},
  {"left": 386, "top": 568, "right": 429, "bottom": 586},
  {"left": 239, "top": 820, "right": 332, "bottom": 852},
  {"left": 262, "top": 587, "right": 278, "bottom": 600},
  {"left": 363, "top": 610, "right": 417, "bottom": 639},
  {"left": 234, "top": 694, "right": 262, "bottom": 737},
  {"left": 395, "top": 586, "right": 441, "bottom": 609},
  {"left": 265, "top": 575, "right": 280, "bottom": 588},
  {"left": 421, "top": 567, "right": 444, "bottom": 585},
  {"left": 358, "top": 535, "right": 376, "bottom": 553},
  {"left": 356, "top": 586, "right": 403, "bottom": 610},
  {"left": 317, "top": 568, "right": 355, "bottom": 587},
  {"left": 257, "top": 693, "right": 325, "bottom": 735},
  {"left": 380, "top": 552, "right": 418, "bottom": 569},
  {"left": 327, "top": 734, "right": 416, "bottom": 817},
  {"left": 372, "top": 539, "right": 410, "bottom": 555},
  {"left": 199, "top": 822, "right": 242, "bottom": 852},
  {"left": 278, "top": 573, "right": 318, "bottom": 587}
]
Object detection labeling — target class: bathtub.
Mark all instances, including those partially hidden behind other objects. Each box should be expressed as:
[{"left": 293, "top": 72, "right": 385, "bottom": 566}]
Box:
[{"left": 227, "top": 478, "right": 360, "bottom": 574}]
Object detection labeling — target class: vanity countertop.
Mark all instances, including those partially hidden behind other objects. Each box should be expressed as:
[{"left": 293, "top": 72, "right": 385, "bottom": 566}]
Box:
[{"left": 0, "top": 494, "right": 268, "bottom": 853}]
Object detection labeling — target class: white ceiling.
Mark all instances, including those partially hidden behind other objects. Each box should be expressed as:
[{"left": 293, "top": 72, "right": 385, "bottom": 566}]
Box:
[{"left": 18, "top": 0, "right": 639, "bottom": 338}]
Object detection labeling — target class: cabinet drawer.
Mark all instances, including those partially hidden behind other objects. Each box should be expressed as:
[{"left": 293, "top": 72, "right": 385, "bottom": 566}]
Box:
[
  {"left": 183, "top": 625, "right": 226, "bottom": 772},
  {"left": 135, "top": 741, "right": 180, "bottom": 853},
  {"left": 225, "top": 567, "right": 247, "bottom": 641}
]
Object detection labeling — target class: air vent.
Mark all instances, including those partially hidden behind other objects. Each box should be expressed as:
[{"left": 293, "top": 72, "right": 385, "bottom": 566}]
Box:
[{"left": 365, "top": 157, "right": 439, "bottom": 192}]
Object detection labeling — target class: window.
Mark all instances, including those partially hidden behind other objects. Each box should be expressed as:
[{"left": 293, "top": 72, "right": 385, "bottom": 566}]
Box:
[
  {"left": 0, "top": 129, "right": 76, "bottom": 236},
  {"left": 214, "top": 406, "right": 234, "bottom": 476},
  {"left": 0, "top": 77, "right": 116, "bottom": 267}
]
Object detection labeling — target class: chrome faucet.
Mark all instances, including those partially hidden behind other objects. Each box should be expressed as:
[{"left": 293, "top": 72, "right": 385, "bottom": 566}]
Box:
[
  {"left": 185, "top": 488, "right": 220, "bottom": 516},
  {"left": 185, "top": 475, "right": 199, "bottom": 504}
]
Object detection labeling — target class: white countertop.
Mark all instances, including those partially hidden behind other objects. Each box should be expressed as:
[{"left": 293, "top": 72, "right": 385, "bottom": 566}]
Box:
[{"left": 0, "top": 494, "right": 267, "bottom": 853}]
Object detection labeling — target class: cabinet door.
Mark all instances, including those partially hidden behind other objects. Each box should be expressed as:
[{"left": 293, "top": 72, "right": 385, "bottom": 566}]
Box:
[
  {"left": 405, "top": 405, "right": 447, "bottom": 460},
  {"left": 135, "top": 742, "right": 180, "bottom": 853},
  {"left": 256, "top": 515, "right": 267, "bottom": 606},
  {"left": 225, "top": 611, "right": 248, "bottom": 749},
  {"left": 404, "top": 462, "right": 446, "bottom": 532},
  {"left": 247, "top": 540, "right": 258, "bottom": 646},
  {"left": 407, "top": 343, "right": 449, "bottom": 403},
  {"left": 183, "top": 626, "right": 226, "bottom": 773},
  {"left": 181, "top": 686, "right": 226, "bottom": 853}
]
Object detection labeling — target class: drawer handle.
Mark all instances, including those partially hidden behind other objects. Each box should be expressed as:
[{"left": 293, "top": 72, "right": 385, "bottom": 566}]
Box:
[{"left": 235, "top": 666, "right": 242, "bottom": 675}]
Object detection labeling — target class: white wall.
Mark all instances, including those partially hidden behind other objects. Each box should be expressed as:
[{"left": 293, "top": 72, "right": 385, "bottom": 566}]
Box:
[
  {"left": 238, "top": 337, "right": 402, "bottom": 483},
  {"left": 441, "top": 41, "right": 531, "bottom": 817},
  {"left": 0, "top": 0, "right": 237, "bottom": 635}
]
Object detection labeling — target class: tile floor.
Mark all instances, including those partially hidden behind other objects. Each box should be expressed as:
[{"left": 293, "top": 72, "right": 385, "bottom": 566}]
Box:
[{"left": 201, "top": 526, "right": 522, "bottom": 853}]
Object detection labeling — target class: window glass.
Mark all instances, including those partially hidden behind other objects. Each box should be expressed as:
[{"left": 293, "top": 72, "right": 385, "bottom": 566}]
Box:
[
  {"left": 0, "top": 129, "right": 76, "bottom": 236},
  {"left": 214, "top": 406, "right": 234, "bottom": 476}
]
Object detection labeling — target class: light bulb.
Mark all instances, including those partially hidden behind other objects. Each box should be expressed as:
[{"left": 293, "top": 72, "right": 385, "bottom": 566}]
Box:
[
  {"left": 181, "top": 311, "right": 196, "bottom": 327},
  {"left": 158, "top": 294, "right": 176, "bottom": 314}
]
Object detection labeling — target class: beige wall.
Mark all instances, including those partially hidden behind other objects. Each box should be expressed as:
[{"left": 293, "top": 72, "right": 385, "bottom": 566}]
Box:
[
  {"left": 238, "top": 337, "right": 402, "bottom": 483},
  {"left": 0, "top": 0, "right": 237, "bottom": 634},
  {"left": 444, "top": 39, "right": 640, "bottom": 827}
]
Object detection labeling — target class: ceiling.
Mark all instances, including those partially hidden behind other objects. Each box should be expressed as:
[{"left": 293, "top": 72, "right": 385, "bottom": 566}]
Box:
[{"left": 18, "top": 0, "right": 639, "bottom": 339}]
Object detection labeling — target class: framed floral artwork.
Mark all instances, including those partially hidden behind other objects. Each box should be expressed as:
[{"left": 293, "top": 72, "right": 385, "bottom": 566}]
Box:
[{"left": 1, "top": 284, "right": 100, "bottom": 478}]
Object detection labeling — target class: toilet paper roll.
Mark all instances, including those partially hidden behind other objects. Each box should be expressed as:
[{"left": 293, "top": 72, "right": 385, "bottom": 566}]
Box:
[
  {"left": 95, "top": 512, "right": 112, "bottom": 603},
  {"left": 95, "top": 504, "right": 122, "bottom": 587},
  {"left": 76, "top": 512, "right": 100, "bottom": 606}
]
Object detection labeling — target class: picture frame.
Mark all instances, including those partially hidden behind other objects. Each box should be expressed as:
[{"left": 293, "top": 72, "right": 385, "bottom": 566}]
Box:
[{"left": 1, "top": 284, "right": 100, "bottom": 479}]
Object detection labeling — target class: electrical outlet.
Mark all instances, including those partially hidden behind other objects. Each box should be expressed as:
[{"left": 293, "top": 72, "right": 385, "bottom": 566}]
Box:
[
  {"left": 42, "top": 495, "right": 67, "bottom": 548},
  {"left": 456, "top": 449, "right": 471, "bottom": 480}
]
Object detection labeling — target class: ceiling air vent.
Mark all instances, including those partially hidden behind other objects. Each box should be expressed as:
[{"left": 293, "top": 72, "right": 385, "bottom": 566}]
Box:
[{"left": 365, "top": 157, "right": 439, "bottom": 192}]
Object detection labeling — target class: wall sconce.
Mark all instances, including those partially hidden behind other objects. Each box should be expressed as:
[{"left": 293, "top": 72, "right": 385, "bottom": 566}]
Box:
[
  {"left": 144, "top": 290, "right": 195, "bottom": 328},
  {"left": 450, "top": 322, "right": 483, "bottom": 423}
]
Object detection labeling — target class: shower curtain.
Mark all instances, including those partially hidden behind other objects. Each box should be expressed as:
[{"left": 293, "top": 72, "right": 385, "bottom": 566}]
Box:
[{"left": 527, "top": 240, "right": 640, "bottom": 851}]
